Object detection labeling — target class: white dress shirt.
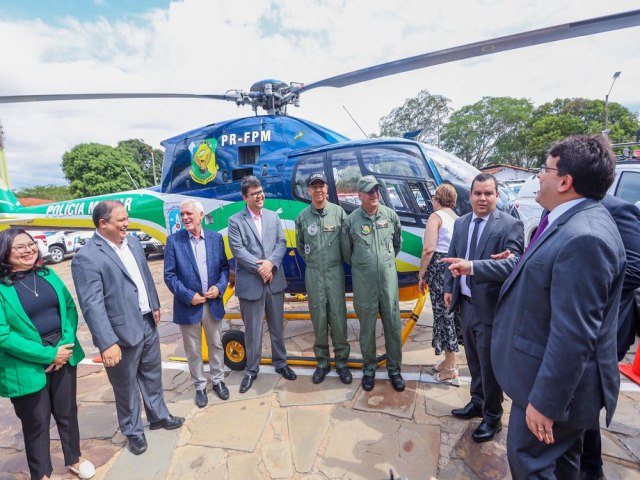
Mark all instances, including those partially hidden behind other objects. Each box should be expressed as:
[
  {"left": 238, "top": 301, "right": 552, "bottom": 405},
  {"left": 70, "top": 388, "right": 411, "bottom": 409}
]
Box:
[
  {"left": 461, "top": 213, "right": 490, "bottom": 297},
  {"left": 97, "top": 232, "right": 151, "bottom": 314}
]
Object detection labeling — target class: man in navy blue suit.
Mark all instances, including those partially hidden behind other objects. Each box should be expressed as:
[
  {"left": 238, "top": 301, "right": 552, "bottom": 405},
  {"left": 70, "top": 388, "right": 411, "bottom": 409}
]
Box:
[
  {"left": 164, "top": 199, "right": 230, "bottom": 407},
  {"left": 579, "top": 194, "right": 640, "bottom": 480},
  {"left": 444, "top": 135, "right": 626, "bottom": 479}
]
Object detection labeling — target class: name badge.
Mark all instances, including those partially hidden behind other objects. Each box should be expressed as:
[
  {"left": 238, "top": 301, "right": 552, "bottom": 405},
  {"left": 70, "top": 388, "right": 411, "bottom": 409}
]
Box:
[
  {"left": 323, "top": 224, "right": 336, "bottom": 232},
  {"left": 376, "top": 220, "right": 389, "bottom": 228}
]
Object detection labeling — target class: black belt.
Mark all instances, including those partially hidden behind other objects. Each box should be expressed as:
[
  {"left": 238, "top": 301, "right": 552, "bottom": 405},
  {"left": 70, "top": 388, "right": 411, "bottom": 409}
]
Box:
[
  {"left": 143, "top": 311, "right": 154, "bottom": 320},
  {"left": 461, "top": 295, "right": 473, "bottom": 304}
]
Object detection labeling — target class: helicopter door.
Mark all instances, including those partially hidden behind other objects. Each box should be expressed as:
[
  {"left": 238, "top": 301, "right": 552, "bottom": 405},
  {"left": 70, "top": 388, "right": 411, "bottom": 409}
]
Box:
[
  {"left": 291, "top": 153, "right": 326, "bottom": 202},
  {"left": 328, "top": 149, "right": 362, "bottom": 213},
  {"left": 377, "top": 178, "right": 431, "bottom": 227}
]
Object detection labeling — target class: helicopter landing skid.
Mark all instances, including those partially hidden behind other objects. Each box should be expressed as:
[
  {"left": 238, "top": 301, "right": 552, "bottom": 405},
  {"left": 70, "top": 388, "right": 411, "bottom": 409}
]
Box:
[{"left": 167, "top": 285, "right": 427, "bottom": 372}]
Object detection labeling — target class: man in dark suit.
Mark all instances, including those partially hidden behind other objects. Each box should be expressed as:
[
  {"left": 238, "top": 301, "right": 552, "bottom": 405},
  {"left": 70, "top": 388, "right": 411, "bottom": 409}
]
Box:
[
  {"left": 444, "top": 135, "right": 626, "bottom": 479},
  {"left": 164, "top": 199, "right": 230, "bottom": 408},
  {"left": 72, "top": 200, "right": 184, "bottom": 456},
  {"left": 580, "top": 194, "right": 640, "bottom": 480},
  {"left": 228, "top": 176, "right": 297, "bottom": 393},
  {"left": 444, "top": 172, "right": 524, "bottom": 442}
]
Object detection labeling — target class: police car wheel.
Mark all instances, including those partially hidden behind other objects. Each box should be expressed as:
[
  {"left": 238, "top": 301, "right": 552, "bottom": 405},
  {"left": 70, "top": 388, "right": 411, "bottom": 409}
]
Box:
[
  {"left": 48, "top": 245, "right": 65, "bottom": 264},
  {"left": 222, "top": 329, "right": 246, "bottom": 371}
]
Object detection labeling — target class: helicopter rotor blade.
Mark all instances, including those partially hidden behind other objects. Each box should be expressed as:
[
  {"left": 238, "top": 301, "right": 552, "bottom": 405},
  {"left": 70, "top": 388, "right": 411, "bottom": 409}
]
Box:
[
  {"left": 301, "top": 9, "right": 640, "bottom": 92},
  {"left": 0, "top": 92, "right": 239, "bottom": 104}
]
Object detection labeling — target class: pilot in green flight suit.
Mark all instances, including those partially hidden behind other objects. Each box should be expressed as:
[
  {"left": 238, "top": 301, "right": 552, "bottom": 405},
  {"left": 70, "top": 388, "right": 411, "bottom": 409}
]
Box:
[
  {"left": 341, "top": 175, "right": 405, "bottom": 392},
  {"left": 295, "top": 172, "right": 352, "bottom": 385}
]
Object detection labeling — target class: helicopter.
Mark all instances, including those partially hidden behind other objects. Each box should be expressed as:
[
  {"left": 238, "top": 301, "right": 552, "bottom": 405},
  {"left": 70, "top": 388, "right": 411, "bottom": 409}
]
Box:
[{"left": 0, "top": 9, "right": 639, "bottom": 301}]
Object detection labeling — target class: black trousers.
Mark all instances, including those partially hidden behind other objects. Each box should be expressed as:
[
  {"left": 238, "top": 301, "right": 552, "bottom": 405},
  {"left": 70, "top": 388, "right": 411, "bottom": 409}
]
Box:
[
  {"left": 11, "top": 364, "right": 81, "bottom": 480},
  {"left": 460, "top": 299, "right": 503, "bottom": 422},
  {"left": 507, "top": 403, "right": 584, "bottom": 480}
]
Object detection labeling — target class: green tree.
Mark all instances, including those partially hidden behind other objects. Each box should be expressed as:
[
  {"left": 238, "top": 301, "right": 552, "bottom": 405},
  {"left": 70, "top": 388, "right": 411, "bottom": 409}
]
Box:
[
  {"left": 14, "top": 184, "right": 74, "bottom": 201},
  {"left": 441, "top": 97, "right": 534, "bottom": 168},
  {"left": 62, "top": 143, "right": 147, "bottom": 197},
  {"left": 117, "top": 139, "right": 163, "bottom": 186},
  {"left": 524, "top": 98, "right": 639, "bottom": 165},
  {"left": 378, "top": 90, "right": 451, "bottom": 146}
]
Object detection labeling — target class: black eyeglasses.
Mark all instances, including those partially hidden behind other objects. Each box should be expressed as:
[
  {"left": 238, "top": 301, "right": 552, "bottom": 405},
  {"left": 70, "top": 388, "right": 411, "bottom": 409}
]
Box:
[{"left": 246, "top": 190, "right": 265, "bottom": 198}]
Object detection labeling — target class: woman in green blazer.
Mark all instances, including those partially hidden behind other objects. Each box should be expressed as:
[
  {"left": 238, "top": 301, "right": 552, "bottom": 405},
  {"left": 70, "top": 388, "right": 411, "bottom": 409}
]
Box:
[{"left": 0, "top": 228, "right": 94, "bottom": 480}]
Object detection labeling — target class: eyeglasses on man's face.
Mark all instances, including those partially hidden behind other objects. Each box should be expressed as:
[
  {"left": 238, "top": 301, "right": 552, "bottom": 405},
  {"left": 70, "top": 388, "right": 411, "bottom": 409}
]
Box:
[
  {"left": 12, "top": 241, "right": 38, "bottom": 254},
  {"left": 539, "top": 164, "right": 559, "bottom": 173},
  {"left": 246, "top": 190, "right": 265, "bottom": 199}
]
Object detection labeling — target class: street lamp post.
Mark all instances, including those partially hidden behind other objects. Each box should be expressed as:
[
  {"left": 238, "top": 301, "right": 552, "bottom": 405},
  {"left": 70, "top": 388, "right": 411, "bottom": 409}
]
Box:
[
  {"left": 143, "top": 142, "right": 158, "bottom": 186},
  {"left": 604, "top": 71, "right": 621, "bottom": 135}
]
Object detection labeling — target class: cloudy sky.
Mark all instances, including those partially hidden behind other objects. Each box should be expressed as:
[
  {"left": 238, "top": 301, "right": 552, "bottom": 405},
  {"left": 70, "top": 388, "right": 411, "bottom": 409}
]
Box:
[{"left": 1, "top": 0, "right": 639, "bottom": 190}]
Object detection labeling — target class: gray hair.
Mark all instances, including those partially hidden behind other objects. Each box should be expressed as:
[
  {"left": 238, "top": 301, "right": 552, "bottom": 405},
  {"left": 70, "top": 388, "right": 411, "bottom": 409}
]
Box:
[{"left": 180, "top": 199, "right": 204, "bottom": 214}]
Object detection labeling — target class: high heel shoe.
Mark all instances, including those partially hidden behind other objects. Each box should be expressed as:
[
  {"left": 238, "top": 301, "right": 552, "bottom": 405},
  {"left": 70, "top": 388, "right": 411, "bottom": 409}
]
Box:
[
  {"left": 433, "top": 366, "right": 460, "bottom": 386},
  {"left": 432, "top": 359, "right": 444, "bottom": 373}
]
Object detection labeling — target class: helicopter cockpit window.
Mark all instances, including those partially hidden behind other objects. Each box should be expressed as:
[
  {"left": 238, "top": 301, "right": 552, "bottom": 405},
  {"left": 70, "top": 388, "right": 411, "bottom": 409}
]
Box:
[
  {"left": 360, "top": 145, "right": 430, "bottom": 179},
  {"left": 425, "top": 146, "right": 477, "bottom": 185},
  {"left": 292, "top": 153, "right": 325, "bottom": 202},
  {"left": 330, "top": 149, "right": 362, "bottom": 211}
]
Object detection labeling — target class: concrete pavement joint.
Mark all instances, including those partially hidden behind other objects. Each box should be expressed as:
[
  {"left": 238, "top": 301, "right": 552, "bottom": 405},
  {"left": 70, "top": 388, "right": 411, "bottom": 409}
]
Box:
[{"left": 78, "top": 359, "right": 640, "bottom": 392}]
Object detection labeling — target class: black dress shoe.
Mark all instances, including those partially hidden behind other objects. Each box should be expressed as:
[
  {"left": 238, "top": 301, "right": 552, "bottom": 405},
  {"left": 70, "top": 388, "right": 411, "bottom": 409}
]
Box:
[
  {"left": 312, "top": 366, "right": 331, "bottom": 384},
  {"left": 239, "top": 374, "right": 257, "bottom": 393},
  {"left": 212, "top": 381, "right": 230, "bottom": 400},
  {"left": 361, "top": 375, "right": 375, "bottom": 391},
  {"left": 149, "top": 414, "right": 185, "bottom": 431},
  {"left": 275, "top": 365, "right": 297, "bottom": 380},
  {"left": 336, "top": 367, "right": 353, "bottom": 384},
  {"left": 451, "top": 402, "right": 483, "bottom": 419},
  {"left": 472, "top": 419, "right": 503, "bottom": 443},
  {"left": 389, "top": 373, "right": 406, "bottom": 392},
  {"left": 195, "top": 389, "right": 208, "bottom": 408},
  {"left": 127, "top": 434, "right": 147, "bottom": 455}
]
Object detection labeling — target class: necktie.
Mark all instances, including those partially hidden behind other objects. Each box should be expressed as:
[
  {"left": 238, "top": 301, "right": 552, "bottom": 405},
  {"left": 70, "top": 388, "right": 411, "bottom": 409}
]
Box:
[
  {"left": 507, "top": 213, "right": 550, "bottom": 283},
  {"left": 467, "top": 217, "right": 483, "bottom": 260},
  {"left": 526, "top": 214, "right": 549, "bottom": 251}
]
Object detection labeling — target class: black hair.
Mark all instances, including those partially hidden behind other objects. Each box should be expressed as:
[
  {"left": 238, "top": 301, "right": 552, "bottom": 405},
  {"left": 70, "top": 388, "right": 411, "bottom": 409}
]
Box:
[
  {"left": 470, "top": 173, "right": 498, "bottom": 192},
  {"left": 240, "top": 175, "right": 262, "bottom": 196},
  {"left": 0, "top": 228, "right": 48, "bottom": 285},
  {"left": 548, "top": 135, "right": 615, "bottom": 200},
  {"left": 92, "top": 200, "right": 125, "bottom": 228}
]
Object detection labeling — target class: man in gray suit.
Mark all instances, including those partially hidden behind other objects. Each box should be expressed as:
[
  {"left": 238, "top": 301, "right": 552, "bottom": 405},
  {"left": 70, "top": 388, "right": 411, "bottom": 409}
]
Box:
[
  {"left": 228, "top": 176, "right": 297, "bottom": 393},
  {"left": 444, "top": 172, "right": 524, "bottom": 443},
  {"left": 72, "top": 200, "right": 184, "bottom": 456},
  {"left": 444, "top": 135, "right": 626, "bottom": 479}
]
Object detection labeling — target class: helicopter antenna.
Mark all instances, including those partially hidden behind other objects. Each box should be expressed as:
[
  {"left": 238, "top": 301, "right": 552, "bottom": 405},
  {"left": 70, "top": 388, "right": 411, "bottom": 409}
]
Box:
[
  {"left": 342, "top": 106, "right": 368, "bottom": 138},
  {"left": 122, "top": 165, "right": 141, "bottom": 192}
]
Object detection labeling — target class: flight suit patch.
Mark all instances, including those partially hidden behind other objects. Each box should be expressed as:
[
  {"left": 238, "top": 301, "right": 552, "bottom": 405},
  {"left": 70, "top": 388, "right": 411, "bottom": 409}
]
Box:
[
  {"left": 307, "top": 223, "right": 319, "bottom": 236},
  {"left": 323, "top": 224, "right": 336, "bottom": 232},
  {"left": 304, "top": 244, "right": 311, "bottom": 255},
  {"left": 361, "top": 224, "right": 371, "bottom": 235},
  {"left": 375, "top": 220, "right": 389, "bottom": 228}
]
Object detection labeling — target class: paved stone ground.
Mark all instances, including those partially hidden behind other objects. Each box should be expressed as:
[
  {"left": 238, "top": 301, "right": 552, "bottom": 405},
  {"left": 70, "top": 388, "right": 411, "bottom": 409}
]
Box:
[{"left": 1, "top": 255, "right": 639, "bottom": 480}]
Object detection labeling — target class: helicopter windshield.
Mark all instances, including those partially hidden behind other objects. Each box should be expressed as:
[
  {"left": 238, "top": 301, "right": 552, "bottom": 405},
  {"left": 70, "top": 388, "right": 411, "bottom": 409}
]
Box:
[
  {"left": 424, "top": 145, "right": 479, "bottom": 185},
  {"left": 360, "top": 145, "right": 429, "bottom": 178}
]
